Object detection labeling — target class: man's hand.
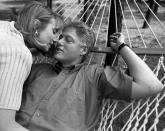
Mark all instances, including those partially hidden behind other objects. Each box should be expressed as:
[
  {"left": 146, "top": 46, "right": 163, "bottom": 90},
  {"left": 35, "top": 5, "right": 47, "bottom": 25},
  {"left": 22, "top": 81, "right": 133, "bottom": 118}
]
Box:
[
  {"left": 110, "top": 33, "right": 163, "bottom": 99},
  {"left": 109, "top": 32, "right": 125, "bottom": 52}
]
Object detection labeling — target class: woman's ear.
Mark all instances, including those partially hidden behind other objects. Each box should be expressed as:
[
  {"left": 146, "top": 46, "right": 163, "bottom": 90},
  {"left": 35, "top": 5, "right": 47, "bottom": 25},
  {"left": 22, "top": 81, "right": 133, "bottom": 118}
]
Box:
[{"left": 33, "top": 19, "right": 41, "bottom": 30}]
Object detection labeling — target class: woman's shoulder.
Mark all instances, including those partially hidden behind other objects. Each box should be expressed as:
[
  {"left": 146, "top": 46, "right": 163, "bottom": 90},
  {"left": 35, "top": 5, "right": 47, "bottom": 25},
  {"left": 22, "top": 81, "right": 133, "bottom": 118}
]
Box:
[{"left": 0, "top": 20, "right": 12, "bottom": 30}]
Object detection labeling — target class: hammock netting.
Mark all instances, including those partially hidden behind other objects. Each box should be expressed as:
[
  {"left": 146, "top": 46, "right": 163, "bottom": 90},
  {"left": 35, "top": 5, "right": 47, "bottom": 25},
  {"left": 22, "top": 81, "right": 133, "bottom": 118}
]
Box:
[{"left": 32, "top": 0, "right": 165, "bottom": 130}]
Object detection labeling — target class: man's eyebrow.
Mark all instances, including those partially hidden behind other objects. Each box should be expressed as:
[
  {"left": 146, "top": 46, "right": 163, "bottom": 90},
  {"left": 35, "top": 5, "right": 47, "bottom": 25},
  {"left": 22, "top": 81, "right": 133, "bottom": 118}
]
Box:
[
  {"left": 62, "top": 32, "right": 69, "bottom": 36},
  {"left": 63, "top": 34, "right": 74, "bottom": 40},
  {"left": 63, "top": 34, "right": 71, "bottom": 38}
]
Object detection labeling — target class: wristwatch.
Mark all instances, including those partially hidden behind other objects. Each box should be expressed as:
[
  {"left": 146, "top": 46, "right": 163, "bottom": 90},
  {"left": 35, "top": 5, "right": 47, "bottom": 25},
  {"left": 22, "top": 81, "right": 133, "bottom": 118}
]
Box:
[{"left": 118, "top": 43, "right": 129, "bottom": 53}]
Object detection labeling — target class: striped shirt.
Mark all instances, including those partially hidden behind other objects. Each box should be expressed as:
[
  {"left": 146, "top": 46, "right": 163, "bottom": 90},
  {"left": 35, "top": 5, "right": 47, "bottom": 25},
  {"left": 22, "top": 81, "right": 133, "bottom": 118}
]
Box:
[{"left": 0, "top": 21, "right": 32, "bottom": 110}]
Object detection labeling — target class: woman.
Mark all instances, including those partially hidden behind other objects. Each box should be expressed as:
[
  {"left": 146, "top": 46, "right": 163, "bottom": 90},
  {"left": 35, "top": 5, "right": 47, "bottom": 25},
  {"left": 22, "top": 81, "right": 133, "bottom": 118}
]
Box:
[{"left": 0, "top": 1, "right": 63, "bottom": 131}]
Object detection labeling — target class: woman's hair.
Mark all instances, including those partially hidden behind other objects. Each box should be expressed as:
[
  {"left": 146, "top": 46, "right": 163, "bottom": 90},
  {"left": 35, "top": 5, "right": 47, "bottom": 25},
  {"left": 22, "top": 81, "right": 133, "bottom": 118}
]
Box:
[{"left": 14, "top": 1, "right": 63, "bottom": 47}]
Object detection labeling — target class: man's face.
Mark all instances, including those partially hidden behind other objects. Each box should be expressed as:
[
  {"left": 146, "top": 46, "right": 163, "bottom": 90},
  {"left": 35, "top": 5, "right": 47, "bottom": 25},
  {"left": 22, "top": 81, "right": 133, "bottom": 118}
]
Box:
[{"left": 54, "top": 27, "right": 84, "bottom": 66}]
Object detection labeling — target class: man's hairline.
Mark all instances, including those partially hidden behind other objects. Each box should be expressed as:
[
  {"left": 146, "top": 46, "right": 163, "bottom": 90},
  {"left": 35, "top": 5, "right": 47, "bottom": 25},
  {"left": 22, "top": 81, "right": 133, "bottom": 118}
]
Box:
[{"left": 62, "top": 26, "right": 87, "bottom": 46}]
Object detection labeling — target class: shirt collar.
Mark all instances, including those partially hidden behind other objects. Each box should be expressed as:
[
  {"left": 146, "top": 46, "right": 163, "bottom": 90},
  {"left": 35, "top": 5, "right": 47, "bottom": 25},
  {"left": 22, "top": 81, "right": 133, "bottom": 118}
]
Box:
[
  {"left": 54, "top": 62, "right": 84, "bottom": 74},
  {"left": 10, "top": 21, "right": 24, "bottom": 41}
]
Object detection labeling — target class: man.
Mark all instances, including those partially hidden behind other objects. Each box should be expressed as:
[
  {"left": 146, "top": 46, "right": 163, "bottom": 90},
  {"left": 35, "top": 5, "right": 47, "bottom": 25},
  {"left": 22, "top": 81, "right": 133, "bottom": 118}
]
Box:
[{"left": 16, "top": 21, "right": 163, "bottom": 131}]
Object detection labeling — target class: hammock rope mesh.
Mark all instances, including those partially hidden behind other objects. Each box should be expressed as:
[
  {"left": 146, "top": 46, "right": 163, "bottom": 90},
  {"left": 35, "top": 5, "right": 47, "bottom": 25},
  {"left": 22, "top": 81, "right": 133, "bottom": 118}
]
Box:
[{"left": 34, "top": 0, "right": 165, "bottom": 130}]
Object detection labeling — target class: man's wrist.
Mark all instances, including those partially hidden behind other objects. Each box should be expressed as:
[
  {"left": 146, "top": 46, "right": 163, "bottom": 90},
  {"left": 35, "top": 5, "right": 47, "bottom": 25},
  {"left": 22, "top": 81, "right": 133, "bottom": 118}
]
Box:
[{"left": 118, "top": 43, "right": 129, "bottom": 53}]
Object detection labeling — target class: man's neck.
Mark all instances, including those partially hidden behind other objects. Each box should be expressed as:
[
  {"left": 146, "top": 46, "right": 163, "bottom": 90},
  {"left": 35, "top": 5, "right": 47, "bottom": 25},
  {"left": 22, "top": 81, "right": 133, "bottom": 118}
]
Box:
[{"left": 61, "top": 58, "right": 83, "bottom": 68}]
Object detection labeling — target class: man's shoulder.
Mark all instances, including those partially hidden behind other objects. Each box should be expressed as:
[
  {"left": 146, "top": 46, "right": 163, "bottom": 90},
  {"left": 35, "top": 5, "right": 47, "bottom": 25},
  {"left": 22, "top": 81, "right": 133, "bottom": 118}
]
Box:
[
  {"left": 81, "top": 63, "right": 104, "bottom": 77},
  {"left": 83, "top": 63, "right": 103, "bottom": 71},
  {"left": 32, "top": 63, "right": 53, "bottom": 70}
]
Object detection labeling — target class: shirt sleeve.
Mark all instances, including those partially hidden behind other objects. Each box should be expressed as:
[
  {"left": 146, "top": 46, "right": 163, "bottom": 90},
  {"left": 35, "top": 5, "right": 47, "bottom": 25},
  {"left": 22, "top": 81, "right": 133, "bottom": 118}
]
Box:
[
  {"left": 98, "top": 66, "right": 133, "bottom": 101},
  {"left": 0, "top": 45, "right": 32, "bottom": 110}
]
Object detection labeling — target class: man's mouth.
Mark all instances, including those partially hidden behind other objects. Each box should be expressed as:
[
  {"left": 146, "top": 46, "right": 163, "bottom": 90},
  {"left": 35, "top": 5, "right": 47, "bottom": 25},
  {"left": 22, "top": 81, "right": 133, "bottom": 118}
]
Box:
[
  {"left": 55, "top": 43, "right": 63, "bottom": 53},
  {"left": 44, "top": 44, "right": 56, "bottom": 57},
  {"left": 56, "top": 47, "right": 63, "bottom": 53}
]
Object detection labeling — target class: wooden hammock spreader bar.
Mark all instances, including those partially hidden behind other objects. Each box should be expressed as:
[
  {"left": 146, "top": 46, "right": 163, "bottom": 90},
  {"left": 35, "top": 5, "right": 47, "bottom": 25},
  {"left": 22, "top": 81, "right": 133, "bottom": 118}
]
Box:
[{"left": 92, "top": 47, "right": 165, "bottom": 55}]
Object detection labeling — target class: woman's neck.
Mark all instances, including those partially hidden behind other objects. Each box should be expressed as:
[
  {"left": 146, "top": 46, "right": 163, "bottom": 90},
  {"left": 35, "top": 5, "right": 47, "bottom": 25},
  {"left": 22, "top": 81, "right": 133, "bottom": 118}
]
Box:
[
  {"left": 61, "top": 58, "right": 83, "bottom": 68},
  {"left": 25, "top": 41, "right": 35, "bottom": 48}
]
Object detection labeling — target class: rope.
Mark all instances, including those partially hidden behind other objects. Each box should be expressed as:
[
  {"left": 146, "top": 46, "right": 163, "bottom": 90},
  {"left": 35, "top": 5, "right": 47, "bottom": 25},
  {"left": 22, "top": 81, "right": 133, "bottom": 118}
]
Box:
[
  {"left": 100, "top": 0, "right": 112, "bottom": 66},
  {"left": 134, "top": 0, "right": 163, "bottom": 48},
  {"left": 87, "top": 0, "right": 108, "bottom": 66},
  {"left": 79, "top": 0, "right": 97, "bottom": 21},
  {"left": 118, "top": 0, "right": 132, "bottom": 47},
  {"left": 152, "top": 0, "right": 165, "bottom": 11},
  {"left": 142, "top": 0, "right": 165, "bottom": 31},
  {"left": 125, "top": 0, "right": 147, "bottom": 48},
  {"left": 63, "top": 0, "right": 85, "bottom": 20}
]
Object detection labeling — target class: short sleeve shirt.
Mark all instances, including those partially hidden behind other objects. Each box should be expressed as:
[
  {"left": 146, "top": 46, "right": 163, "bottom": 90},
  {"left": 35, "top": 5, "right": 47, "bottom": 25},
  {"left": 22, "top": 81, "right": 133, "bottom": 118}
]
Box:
[{"left": 16, "top": 63, "right": 132, "bottom": 131}]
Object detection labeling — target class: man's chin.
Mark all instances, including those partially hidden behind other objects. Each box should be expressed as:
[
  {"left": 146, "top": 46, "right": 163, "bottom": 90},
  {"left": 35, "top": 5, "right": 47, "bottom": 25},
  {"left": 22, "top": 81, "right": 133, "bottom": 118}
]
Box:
[
  {"left": 54, "top": 54, "right": 61, "bottom": 60},
  {"left": 39, "top": 47, "right": 49, "bottom": 53},
  {"left": 54, "top": 55, "right": 67, "bottom": 63}
]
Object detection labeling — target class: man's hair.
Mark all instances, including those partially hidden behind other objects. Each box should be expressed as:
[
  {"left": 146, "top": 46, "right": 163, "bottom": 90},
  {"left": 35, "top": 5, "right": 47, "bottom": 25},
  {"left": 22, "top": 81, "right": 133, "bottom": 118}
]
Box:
[
  {"left": 63, "top": 21, "right": 96, "bottom": 55},
  {"left": 15, "top": 1, "right": 63, "bottom": 47},
  {"left": 53, "top": 12, "right": 64, "bottom": 25}
]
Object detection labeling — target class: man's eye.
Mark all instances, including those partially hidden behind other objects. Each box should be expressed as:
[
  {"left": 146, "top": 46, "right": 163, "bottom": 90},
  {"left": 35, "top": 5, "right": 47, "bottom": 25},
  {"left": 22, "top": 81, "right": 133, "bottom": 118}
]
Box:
[{"left": 65, "top": 37, "right": 73, "bottom": 43}]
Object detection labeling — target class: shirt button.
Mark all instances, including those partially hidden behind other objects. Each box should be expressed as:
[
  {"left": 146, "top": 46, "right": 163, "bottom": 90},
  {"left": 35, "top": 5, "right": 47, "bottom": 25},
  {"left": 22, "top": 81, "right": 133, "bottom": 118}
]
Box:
[{"left": 36, "top": 111, "right": 40, "bottom": 117}]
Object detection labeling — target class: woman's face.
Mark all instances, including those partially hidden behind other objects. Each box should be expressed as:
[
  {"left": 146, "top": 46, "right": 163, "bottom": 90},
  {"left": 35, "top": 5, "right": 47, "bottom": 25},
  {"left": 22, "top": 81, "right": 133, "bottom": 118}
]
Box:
[{"left": 35, "top": 18, "right": 63, "bottom": 52}]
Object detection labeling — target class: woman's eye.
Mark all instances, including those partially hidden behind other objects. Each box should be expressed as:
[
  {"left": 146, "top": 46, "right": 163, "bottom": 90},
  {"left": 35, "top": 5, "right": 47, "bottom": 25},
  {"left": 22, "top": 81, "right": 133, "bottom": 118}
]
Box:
[
  {"left": 53, "top": 29, "right": 56, "bottom": 34},
  {"left": 53, "top": 28, "right": 61, "bottom": 35},
  {"left": 59, "top": 34, "right": 63, "bottom": 40},
  {"left": 53, "top": 29, "right": 59, "bottom": 34}
]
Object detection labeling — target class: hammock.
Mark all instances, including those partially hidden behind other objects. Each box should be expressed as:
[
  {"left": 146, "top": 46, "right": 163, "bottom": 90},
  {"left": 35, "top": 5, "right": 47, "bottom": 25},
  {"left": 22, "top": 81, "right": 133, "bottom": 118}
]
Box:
[{"left": 34, "top": 0, "right": 165, "bottom": 130}]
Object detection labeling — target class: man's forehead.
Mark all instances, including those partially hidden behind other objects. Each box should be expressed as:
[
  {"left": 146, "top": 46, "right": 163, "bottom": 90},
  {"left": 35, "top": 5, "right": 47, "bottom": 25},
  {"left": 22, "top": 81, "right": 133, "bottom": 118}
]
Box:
[
  {"left": 63, "top": 27, "right": 76, "bottom": 34},
  {"left": 55, "top": 18, "right": 64, "bottom": 29},
  {"left": 62, "top": 27, "right": 81, "bottom": 41}
]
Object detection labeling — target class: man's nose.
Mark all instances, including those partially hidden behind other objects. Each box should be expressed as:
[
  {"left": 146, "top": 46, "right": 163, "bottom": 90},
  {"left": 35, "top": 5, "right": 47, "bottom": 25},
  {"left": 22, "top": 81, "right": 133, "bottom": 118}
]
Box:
[
  {"left": 57, "top": 40, "right": 64, "bottom": 46},
  {"left": 58, "top": 38, "right": 65, "bottom": 46},
  {"left": 50, "top": 35, "right": 60, "bottom": 45}
]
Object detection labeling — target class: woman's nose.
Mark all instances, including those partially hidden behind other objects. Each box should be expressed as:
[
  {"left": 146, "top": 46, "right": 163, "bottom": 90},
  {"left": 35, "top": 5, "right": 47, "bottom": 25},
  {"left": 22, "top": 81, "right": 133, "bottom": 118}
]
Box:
[{"left": 53, "top": 34, "right": 60, "bottom": 42}]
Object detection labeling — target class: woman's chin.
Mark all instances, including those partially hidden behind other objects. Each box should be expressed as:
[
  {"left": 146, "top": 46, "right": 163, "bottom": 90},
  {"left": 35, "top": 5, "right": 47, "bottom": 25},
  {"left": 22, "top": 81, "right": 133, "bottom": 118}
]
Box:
[{"left": 42, "top": 46, "right": 50, "bottom": 52}]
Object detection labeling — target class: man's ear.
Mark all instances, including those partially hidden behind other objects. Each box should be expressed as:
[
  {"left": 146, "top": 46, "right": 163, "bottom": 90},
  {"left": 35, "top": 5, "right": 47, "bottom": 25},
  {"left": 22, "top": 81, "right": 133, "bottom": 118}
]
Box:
[
  {"left": 80, "top": 46, "right": 88, "bottom": 56},
  {"left": 33, "top": 19, "right": 41, "bottom": 30}
]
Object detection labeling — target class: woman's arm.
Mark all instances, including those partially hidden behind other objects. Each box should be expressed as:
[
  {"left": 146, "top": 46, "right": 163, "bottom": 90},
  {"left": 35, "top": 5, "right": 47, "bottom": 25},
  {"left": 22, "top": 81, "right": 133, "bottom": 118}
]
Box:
[
  {"left": 0, "top": 109, "right": 30, "bottom": 131},
  {"left": 0, "top": 46, "right": 32, "bottom": 131}
]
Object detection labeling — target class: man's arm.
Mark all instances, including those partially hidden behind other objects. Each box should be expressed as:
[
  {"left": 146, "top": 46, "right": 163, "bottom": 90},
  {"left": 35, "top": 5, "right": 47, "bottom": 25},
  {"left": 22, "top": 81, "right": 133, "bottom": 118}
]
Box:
[
  {"left": 0, "top": 109, "right": 29, "bottom": 131},
  {"left": 119, "top": 45, "right": 163, "bottom": 99},
  {"left": 105, "top": 33, "right": 163, "bottom": 99}
]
